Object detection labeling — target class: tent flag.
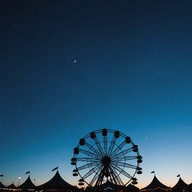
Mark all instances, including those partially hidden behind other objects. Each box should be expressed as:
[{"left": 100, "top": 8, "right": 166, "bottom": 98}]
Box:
[
  {"left": 0, "top": 174, "right": 3, "bottom": 177},
  {"left": 177, "top": 174, "right": 180, "bottom": 177},
  {"left": 151, "top": 171, "right": 155, "bottom": 174},
  {"left": 26, "top": 171, "right": 30, "bottom": 174},
  {"left": 52, "top": 166, "right": 58, "bottom": 172}
]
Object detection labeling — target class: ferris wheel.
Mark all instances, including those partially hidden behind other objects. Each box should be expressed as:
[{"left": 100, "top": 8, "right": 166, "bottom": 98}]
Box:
[{"left": 71, "top": 128, "right": 142, "bottom": 187}]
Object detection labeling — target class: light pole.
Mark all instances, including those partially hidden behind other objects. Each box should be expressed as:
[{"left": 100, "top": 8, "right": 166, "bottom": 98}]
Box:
[{"left": 18, "top": 177, "right": 21, "bottom": 191}]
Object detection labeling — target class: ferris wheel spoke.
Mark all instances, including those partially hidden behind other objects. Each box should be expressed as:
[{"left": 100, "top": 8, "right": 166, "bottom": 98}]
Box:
[
  {"left": 92, "top": 136, "right": 104, "bottom": 155},
  {"left": 110, "top": 140, "right": 126, "bottom": 157},
  {"left": 104, "top": 135, "right": 107, "bottom": 154},
  {"left": 85, "top": 141, "right": 101, "bottom": 157},
  {"left": 109, "top": 165, "right": 124, "bottom": 185},
  {"left": 95, "top": 166, "right": 106, "bottom": 186},
  {"left": 82, "top": 164, "right": 101, "bottom": 180},
  {"left": 89, "top": 165, "right": 103, "bottom": 186},
  {"left": 111, "top": 147, "right": 133, "bottom": 158},
  {"left": 121, "top": 155, "right": 138, "bottom": 161},
  {"left": 79, "top": 148, "right": 99, "bottom": 158},
  {"left": 113, "top": 155, "right": 138, "bottom": 162},
  {"left": 90, "top": 173, "right": 99, "bottom": 186},
  {"left": 111, "top": 163, "right": 133, "bottom": 179},
  {"left": 78, "top": 162, "right": 99, "bottom": 171},
  {"left": 108, "top": 136, "right": 117, "bottom": 155},
  {"left": 76, "top": 157, "right": 100, "bottom": 163},
  {"left": 117, "top": 162, "right": 138, "bottom": 169}
]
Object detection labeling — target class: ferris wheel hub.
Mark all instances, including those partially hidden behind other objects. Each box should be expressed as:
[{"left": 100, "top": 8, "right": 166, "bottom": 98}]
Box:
[{"left": 102, "top": 155, "right": 111, "bottom": 166}]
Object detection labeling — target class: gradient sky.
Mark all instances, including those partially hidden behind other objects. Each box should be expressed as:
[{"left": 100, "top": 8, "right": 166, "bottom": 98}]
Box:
[{"left": 1, "top": 0, "right": 192, "bottom": 189}]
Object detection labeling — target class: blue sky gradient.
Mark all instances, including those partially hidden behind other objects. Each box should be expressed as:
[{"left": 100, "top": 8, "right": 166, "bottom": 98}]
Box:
[{"left": 1, "top": 0, "right": 192, "bottom": 188}]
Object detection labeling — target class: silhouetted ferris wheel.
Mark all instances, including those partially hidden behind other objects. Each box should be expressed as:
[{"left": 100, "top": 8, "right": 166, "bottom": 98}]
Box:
[{"left": 71, "top": 128, "right": 142, "bottom": 187}]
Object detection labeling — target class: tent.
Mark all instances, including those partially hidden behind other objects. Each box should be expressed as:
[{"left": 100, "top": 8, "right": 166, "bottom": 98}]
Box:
[
  {"left": 94, "top": 181, "right": 139, "bottom": 192},
  {"left": 141, "top": 176, "right": 170, "bottom": 192},
  {"left": 6, "top": 183, "right": 17, "bottom": 191},
  {"left": 94, "top": 181, "right": 121, "bottom": 191},
  {"left": 0, "top": 182, "right": 6, "bottom": 189},
  {"left": 172, "top": 178, "right": 189, "bottom": 192},
  {"left": 36, "top": 171, "right": 77, "bottom": 191},
  {"left": 188, "top": 183, "right": 192, "bottom": 192},
  {"left": 0, "top": 182, "right": 6, "bottom": 192},
  {"left": 97, "top": 181, "right": 120, "bottom": 189},
  {"left": 18, "top": 176, "right": 36, "bottom": 190},
  {"left": 125, "top": 184, "right": 140, "bottom": 192}
]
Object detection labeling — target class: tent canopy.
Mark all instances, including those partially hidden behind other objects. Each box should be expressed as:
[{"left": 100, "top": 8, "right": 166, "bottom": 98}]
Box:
[
  {"left": 6, "top": 183, "right": 17, "bottom": 189},
  {"left": 19, "top": 176, "right": 36, "bottom": 189},
  {"left": 0, "top": 182, "right": 6, "bottom": 189},
  {"left": 172, "top": 178, "right": 189, "bottom": 191},
  {"left": 95, "top": 181, "right": 121, "bottom": 190},
  {"left": 37, "top": 171, "right": 76, "bottom": 190},
  {"left": 141, "top": 176, "right": 169, "bottom": 190},
  {"left": 94, "top": 181, "right": 139, "bottom": 192}
]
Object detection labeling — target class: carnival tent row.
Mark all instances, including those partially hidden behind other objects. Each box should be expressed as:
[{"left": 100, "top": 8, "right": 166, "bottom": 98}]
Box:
[
  {"left": 0, "top": 171, "right": 77, "bottom": 192},
  {"left": 0, "top": 173, "right": 192, "bottom": 192},
  {"left": 141, "top": 175, "right": 192, "bottom": 192}
]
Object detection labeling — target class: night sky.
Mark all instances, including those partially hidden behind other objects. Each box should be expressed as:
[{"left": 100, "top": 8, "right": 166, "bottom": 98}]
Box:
[{"left": 1, "top": 0, "right": 192, "bottom": 189}]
